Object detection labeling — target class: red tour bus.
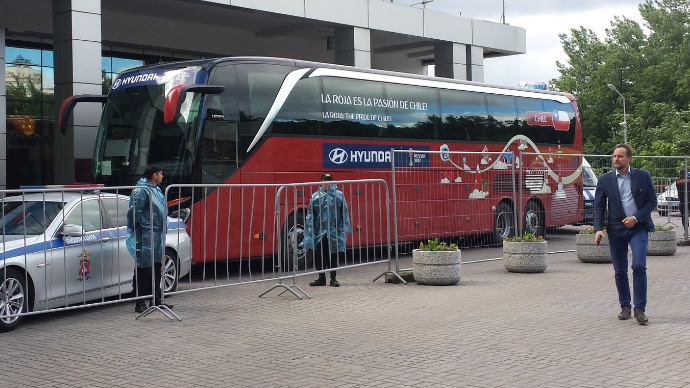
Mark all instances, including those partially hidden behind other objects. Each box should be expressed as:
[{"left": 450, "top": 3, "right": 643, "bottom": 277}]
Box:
[{"left": 60, "top": 57, "right": 583, "bottom": 267}]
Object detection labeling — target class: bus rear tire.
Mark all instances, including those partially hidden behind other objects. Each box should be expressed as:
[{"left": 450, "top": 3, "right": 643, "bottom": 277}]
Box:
[{"left": 494, "top": 202, "right": 515, "bottom": 244}]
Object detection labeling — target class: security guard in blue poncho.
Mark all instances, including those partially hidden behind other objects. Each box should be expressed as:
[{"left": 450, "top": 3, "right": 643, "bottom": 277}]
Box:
[
  {"left": 302, "top": 173, "right": 352, "bottom": 287},
  {"left": 127, "top": 165, "right": 172, "bottom": 313}
]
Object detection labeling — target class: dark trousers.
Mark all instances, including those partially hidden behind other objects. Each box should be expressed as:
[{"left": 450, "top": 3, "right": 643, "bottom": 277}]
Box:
[
  {"left": 134, "top": 262, "right": 162, "bottom": 304},
  {"left": 312, "top": 240, "right": 341, "bottom": 279},
  {"left": 608, "top": 226, "right": 648, "bottom": 310}
]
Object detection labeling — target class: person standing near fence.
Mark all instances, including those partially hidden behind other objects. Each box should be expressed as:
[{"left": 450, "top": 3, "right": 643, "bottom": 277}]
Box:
[
  {"left": 127, "top": 165, "right": 172, "bottom": 313},
  {"left": 302, "top": 173, "right": 352, "bottom": 287},
  {"left": 593, "top": 144, "right": 657, "bottom": 325}
]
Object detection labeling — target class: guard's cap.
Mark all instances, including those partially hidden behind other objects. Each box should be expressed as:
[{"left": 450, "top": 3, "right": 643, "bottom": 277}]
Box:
[
  {"left": 143, "top": 165, "right": 162, "bottom": 178},
  {"left": 320, "top": 172, "right": 333, "bottom": 181}
]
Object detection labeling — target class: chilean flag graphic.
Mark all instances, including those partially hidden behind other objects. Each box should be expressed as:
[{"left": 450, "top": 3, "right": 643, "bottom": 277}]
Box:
[
  {"left": 525, "top": 110, "right": 570, "bottom": 131},
  {"left": 552, "top": 110, "right": 570, "bottom": 131}
]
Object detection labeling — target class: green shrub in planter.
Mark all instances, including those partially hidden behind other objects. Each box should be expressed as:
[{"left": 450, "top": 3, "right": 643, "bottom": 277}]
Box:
[
  {"left": 413, "top": 239, "right": 461, "bottom": 285},
  {"left": 503, "top": 233, "right": 547, "bottom": 273}
]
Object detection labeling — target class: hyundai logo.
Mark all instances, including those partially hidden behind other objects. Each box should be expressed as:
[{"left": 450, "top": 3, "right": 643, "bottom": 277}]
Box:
[
  {"left": 112, "top": 78, "right": 121, "bottom": 89},
  {"left": 329, "top": 148, "right": 348, "bottom": 164}
]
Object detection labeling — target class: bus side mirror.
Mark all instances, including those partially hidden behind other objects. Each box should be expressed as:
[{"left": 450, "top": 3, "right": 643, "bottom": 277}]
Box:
[
  {"left": 164, "top": 84, "right": 225, "bottom": 124},
  {"left": 58, "top": 95, "right": 107, "bottom": 134}
]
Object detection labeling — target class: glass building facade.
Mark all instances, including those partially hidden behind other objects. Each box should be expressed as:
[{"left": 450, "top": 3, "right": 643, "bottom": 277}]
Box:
[{"left": 4, "top": 44, "right": 145, "bottom": 188}]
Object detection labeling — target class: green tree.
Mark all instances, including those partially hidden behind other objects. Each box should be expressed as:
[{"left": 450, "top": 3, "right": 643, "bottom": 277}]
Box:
[{"left": 553, "top": 0, "right": 690, "bottom": 157}]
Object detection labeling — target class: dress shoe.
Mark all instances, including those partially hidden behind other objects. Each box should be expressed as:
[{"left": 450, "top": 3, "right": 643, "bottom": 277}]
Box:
[
  {"left": 330, "top": 278, "right": 340, "bottom": 287},
  {"left": 618, "top": 306, "right": 632, "bottom": 320},
  {"left": 134, "top": 301, "right": 148, "bottom": 313},
  {"left": 309, "top": 276, "right": 327, "bottom": 286},
  {"left": 634, "top": 308, "right": 648, "bottom": 325}
]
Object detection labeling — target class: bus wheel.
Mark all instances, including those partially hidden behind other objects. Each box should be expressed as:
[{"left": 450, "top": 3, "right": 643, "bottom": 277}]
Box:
[
  {"left": 0, "top": 268, "right": 28, "bottom": 333},
  {"left": 494, "top": 202, "right": 515, "bottom": 243},
  {"left": 524, "top": 201, "right": 545, "bottom": 238},
  {"left": 283, "top": 212, "right": 312, "bottom": 271}
]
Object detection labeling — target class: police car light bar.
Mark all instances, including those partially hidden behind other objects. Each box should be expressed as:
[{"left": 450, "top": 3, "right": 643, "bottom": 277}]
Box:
[{"left": 20, "top": 184, "right": 105, "bottom": 189}]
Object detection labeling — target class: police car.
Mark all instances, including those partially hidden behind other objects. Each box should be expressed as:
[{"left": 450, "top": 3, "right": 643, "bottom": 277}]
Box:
[{"left": 0, "top": 188, "right": 192, "bottom": 332}]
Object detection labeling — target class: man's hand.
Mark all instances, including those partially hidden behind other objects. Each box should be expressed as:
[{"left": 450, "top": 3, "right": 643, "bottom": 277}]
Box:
[
  {"left": 594, "top": 230, "right": 605, "bottom": 246},
  {"left": 622, "top": 216, "right": 637, "bottom": 228}
]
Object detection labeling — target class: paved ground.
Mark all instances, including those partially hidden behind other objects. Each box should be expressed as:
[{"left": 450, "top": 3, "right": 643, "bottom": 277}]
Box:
[{"left": 2, "top": 246, "right": 690, "bottom": 388}]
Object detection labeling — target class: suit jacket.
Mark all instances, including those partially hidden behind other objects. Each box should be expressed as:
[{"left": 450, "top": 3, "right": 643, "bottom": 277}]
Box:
[{"left": 594, "top": 167, "right": 657, "bottom": 235}]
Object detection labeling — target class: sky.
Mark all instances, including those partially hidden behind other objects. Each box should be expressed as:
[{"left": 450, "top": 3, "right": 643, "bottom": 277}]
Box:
[{"left": 397, "top": 0, "right": 647, "bottom": 87}]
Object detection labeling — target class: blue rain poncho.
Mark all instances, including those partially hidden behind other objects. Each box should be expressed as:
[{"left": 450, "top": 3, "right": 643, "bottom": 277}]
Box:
[
  {"left": 301, "top": 183, "right": 352, "bottom": 253},
  {"left": 126, "top": 178, "right": 168, "bottom": 267}
]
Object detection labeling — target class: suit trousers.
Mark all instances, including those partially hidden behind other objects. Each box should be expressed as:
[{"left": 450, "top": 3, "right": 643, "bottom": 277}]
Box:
[{"left": 608, "top": 226, "right": 648, "bottom": 310}]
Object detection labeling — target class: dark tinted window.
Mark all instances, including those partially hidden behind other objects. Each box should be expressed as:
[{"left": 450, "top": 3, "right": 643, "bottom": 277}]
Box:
[
  {"left": 383, "top": 83, "right": 441, "bottom": 139},
  {"left": 263, "top": 74, "right": 577, "bottom": 145},
  {"left": 236, "top": 64, "right": 294, "bottom": 160},
  {"left": 440, "top": 90, "right": 488, "bottom": 141},
  {"left": 207, "top": 64, "right": 238, "bottom": 122},
  {"left": 487, "top": 94, "right": 518, "bottom": 141},
  {"left": 273, "top": 77, "right": 324, "bottom": 135},
  {"left": 321, "top": 77, "right": 386, "bottom": 137}
]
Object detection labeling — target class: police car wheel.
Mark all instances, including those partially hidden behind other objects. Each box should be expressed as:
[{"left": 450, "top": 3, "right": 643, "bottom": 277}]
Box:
[
  {"left": 0, "top": 268, "right": 28, "bottom": 332},
  {"left": 163, "top": 250, "right": 179, "bottom": 293}
]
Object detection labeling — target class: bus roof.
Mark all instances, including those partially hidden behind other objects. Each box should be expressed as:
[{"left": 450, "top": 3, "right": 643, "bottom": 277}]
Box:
[{"left": 117, "top": 56, "right": 572, "bottom": 102}]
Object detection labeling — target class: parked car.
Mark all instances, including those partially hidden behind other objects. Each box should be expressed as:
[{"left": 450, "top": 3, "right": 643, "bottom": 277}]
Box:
[
  {"left": 0, "top": 191, "right": 192, "bottom": 332},
  {"left": 657, "top": 182, "right": 680, "bottom": 216}
]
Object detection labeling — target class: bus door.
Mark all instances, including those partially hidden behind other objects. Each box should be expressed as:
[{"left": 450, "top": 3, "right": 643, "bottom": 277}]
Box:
[{"left": 200, "top": 121, "right": 239, "bottom": 184}]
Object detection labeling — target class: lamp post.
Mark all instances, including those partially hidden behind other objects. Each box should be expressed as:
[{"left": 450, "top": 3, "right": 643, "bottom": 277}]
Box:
[{"left": 607, "top": 83, "right": 627, "bottom": 144}]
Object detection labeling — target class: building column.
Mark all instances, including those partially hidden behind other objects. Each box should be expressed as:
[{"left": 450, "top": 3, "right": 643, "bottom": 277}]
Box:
[
  {"left": 334, "top": 27, "right": 371, "bottom": 69},
  {"left": 434, "top": 42, "right": 485, "bottom": 82},
  {"left": 53, "top": 0, "right": 102, "bottom": 184},
  {"left": 434, "top": 42, "right": 467, "bottom": 81},
  {"left": 467, "top": 45, "right": 484, "bottom": 82},
  {"left": 0, "top": 27, "right": 6, "bottom": 190}
]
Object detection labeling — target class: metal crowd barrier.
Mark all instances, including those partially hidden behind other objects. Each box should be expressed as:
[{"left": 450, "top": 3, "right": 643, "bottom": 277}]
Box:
[
  {"left": 390, "top": 149, "right": 690, "bottom": 263},
  {"left": 164, "top": 179, "right": 401, "bottom": 301},
  {"left": 0, "top": 186, "right": 171, "bottom": 330},
  {"left": 391, "top": 149, "right": 519, "bottom": 262}
]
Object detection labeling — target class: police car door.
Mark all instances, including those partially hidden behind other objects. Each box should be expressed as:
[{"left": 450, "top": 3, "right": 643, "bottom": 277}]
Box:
[
  {"left": 52, "top": 198, "right": 111, "bottom": 305},
  {"left": 100, "top": 196, "right": 135, "bottom": 291}
]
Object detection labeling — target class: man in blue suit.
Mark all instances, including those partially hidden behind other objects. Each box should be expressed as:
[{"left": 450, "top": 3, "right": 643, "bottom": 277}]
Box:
[{"left": 594, "top": 144, "right": 657, "bottom": 325}]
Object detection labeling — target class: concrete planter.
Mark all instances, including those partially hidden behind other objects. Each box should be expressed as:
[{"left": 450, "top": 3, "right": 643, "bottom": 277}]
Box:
[
  {"left": 503, "top": 240, "right": 547, "bottom": 273},
  {"left": 647, "top": 230, "right": 677, "bottom": 256},
  {"left": 576, "top": 234, "right": 611, "bottom": 263},
  {"left": 412, "top": 249, "right": 461, "bottom": 285}
]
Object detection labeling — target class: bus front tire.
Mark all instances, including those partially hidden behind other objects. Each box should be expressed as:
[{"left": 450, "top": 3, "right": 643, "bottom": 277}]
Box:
[
  {"left": 524, "top": 201, "right": 545, "bottom": 238},
  {"left": 282, "top": 211, "right": 312, "bottom": 271}
]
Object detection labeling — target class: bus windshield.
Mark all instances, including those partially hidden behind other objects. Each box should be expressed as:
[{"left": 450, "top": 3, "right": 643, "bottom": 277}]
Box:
[{"left": 93, "top": 68, "right": 203, "bottom": 187}]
